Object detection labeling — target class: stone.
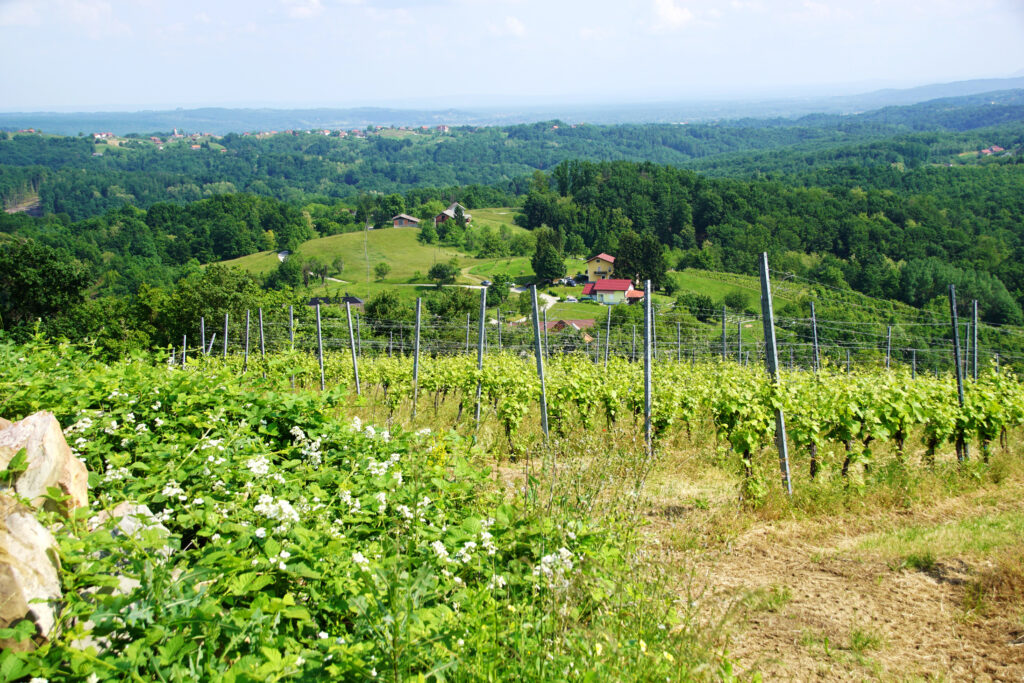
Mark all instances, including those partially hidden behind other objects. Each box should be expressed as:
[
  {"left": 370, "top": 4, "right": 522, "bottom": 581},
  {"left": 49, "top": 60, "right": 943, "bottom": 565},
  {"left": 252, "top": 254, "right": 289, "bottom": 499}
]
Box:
[
  {"left": 0, "top": 411, "right": 89, "bottom": 512},
  {"left": 91, "top": 502, "right": 172, "bottom": 558},
  {"left": 0, "top": 495, "right": 61, "bottom": 651},
  {"left": 0, "top": 417, "right": 11, "bottom": 430}
]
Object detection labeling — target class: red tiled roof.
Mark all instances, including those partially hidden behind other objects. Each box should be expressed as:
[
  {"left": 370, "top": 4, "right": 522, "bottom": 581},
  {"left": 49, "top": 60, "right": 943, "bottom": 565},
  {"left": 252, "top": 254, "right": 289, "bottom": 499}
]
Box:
[
  {"left": 593, "top": 279, "right": 633, "bottom": 292},
  {"left": 587, "top": 253, "right": 615, "bottom": 264},
  {"left": 625, "top": 290, "right": 645, "bottom": 299},
  {"left": 582, "top": 283, "right": 595, "bottom": 296}
]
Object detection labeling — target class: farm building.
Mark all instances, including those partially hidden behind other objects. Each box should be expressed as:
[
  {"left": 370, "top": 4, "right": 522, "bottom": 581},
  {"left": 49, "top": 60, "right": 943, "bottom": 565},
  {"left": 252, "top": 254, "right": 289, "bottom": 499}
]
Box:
[
  {"left": 581, "top": 279, "right": 635, "bottom": 305},
  {"left": 585, "top": 253, "right": 615, "bottom": 282},
  {"left": 392, "top": 214, "right": 420, "bottom": 228},
  {"left": 434, "top": 202, "right": 472, "bottom": 226}
]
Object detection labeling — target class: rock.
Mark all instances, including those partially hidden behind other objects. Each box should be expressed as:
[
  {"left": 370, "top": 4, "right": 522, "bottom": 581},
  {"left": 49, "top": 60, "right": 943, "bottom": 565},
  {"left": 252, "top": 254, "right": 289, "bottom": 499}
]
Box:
[
  {"left": 0, "top": 417, "right": 11, "bottom": 430},
  {"left": 0, "top": 411, "right": 89, "bottom": 512},
  {"left": 0, "top": 495, "right": 61, "bottom": 651},
  {"left": 91, "top": 502, "right": 172, "bottom": 558}
]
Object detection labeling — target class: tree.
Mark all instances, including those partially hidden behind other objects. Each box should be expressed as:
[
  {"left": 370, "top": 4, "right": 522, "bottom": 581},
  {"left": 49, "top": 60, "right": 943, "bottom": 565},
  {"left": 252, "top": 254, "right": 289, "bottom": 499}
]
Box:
[
  {"left": 615, "top": 230, "right": 668, "bottom": 289},
  {"left": 428, "top": 262, "right": 457, "bottom": 286},
  {"left": 374, "top": 262, "right": 391, "bottom": 280},
  {"left": 0, "top": 238, "right": 91, "bottom": 330},
  {"left": 565, "top": 234, "right": 586, "bottom": 258},
  {"left": 489, "top": 273, "right": 513, "bottom": 305},
  {"left": 531, "top": 226, "right": 565, "bottom": 282},
  {"left": 332, "top": 256, "right": 345, "bottom": 276},
  {"left": 418, "top": 221, "right": 437, "bottom": 245},
  {"left": 364, "top": 289, "right": 410, "bottom": 335},
  {"left": 267, "top": 256, "right": 303, "bottom": 290}
]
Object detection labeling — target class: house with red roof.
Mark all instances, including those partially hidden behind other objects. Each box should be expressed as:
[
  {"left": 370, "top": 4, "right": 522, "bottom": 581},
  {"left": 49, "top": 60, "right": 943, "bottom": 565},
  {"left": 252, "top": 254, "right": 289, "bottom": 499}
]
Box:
[
  {"left": 581, "top": 279, "right": 635, "bottom": 305},
  {"left": 586, "top": 253, "right": 615, "bottom": 282},
  {"left": 392, "top": 213, "right": 420, "bottom": 228}
]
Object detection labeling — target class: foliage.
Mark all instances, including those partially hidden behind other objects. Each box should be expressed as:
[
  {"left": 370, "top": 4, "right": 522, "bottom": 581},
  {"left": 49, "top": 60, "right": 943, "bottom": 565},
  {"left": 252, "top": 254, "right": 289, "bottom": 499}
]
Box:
[{"left": 0, "top": 337, "right": 720, "bottom": 681}]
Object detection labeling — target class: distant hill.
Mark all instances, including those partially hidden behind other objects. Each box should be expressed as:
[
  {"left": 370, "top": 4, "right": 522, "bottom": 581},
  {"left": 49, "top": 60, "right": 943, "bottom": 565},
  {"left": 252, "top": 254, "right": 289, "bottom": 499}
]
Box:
[{"left": 4, "top": 77, "right": 1024, "bottom": 135}]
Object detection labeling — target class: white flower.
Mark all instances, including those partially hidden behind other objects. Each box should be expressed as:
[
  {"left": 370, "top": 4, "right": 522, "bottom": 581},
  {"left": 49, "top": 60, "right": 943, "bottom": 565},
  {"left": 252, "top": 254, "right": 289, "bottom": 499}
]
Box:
[
  {"left": 290, "top": 425, "right": 306, "bottom": 441},
  {"left": 375, "top": 491, "right": 387, "bottom": 514},
  {"left": 295, "top": 656, "right": 305, "bottom": 667},
  {"left": 487, "top": 574, "right": 507, "bottom": 590},
  {"left": 415, "top": 427, "right": 431, "bottom": 436},
  {"left": 431, "top": 540, "right": 451, "bottom": 562},
  {"left": 154, "top": 417, "right": 164, "bottom": 428},
  {"left": 255, "top": 528, "right": 267, "bottom": 538},
  {"left": 279, "top": 550, "right": 291, "bottom": 559},
  {"left": 352, "top": 551, "right": 369, "bottom": 569},
  {"left": 124, "top": 412, "right": 135, "bottom": 423},
  {"left": 396, "top": 504, "right": 413, "bottom": 520},
  {"left": 350, "top": 416, "right": 362, "bottom": 432},
  {"left": 279, "top": 561, "right": 287, "bottom": 571},
  {"left": 254, "top": 495, "right": 300, "bottom": 523},
  {"left": 151, "top": 401, "right": 162, "bottom": 410},
  {"left": 364, "top": 425, "right": 375, "bottom": 439},
  {"left": 246, "top": 455, "right": 270, "bottom": 476},
  {"left": 318, "top": 631, "right": 329, "bottom": 639},
  {"left": 211, "top": 533, "right": 221, "bottom": 541},
  {"left": 30, "top": 678, "right": 49, "bottom": 683}
]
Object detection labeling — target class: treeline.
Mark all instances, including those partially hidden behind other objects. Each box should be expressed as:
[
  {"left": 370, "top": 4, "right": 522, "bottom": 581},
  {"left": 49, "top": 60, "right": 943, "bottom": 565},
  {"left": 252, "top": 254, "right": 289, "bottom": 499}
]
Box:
[
  {"left": 3, "top": 89, "right": 1023, "bottom": 221},
  {"left": 0, "top": 183, "right": 513, "bottom": 297},
  {"left": 517, "top": 159, "right": 1024, "bottom": 324}
]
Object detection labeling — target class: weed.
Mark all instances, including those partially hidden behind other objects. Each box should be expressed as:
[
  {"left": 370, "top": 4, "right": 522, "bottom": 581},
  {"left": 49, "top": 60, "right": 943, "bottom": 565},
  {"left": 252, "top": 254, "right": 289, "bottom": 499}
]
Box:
[{"left": 742, "top": 585, "right": 792, "bottom": 613}]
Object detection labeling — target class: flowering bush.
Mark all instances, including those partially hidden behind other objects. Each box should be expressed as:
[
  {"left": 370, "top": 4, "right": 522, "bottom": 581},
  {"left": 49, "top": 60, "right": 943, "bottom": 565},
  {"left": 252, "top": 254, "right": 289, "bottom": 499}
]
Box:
[{"left": 0, "top": 339, "right": 717, "bottom": 681}]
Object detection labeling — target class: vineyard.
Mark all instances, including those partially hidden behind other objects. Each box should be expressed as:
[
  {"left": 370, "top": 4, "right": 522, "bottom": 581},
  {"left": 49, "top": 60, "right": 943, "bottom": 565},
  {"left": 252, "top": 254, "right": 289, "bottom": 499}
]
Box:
[{"left": 191, "top": 346, "right": 1024, "bottom": 495}]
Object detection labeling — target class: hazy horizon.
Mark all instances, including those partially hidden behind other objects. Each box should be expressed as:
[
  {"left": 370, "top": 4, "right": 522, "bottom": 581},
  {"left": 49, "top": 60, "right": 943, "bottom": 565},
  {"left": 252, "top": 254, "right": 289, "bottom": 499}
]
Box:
[{"left": 2, "top": 0, "right": 1024, "bottom": 113}]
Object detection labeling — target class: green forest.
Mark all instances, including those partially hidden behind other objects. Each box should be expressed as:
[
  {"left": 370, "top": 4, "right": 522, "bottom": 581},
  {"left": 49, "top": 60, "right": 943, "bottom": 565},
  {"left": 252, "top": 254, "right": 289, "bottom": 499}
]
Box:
[{"left": 2, "top": 88, "right": 1024, "bottom": 356}]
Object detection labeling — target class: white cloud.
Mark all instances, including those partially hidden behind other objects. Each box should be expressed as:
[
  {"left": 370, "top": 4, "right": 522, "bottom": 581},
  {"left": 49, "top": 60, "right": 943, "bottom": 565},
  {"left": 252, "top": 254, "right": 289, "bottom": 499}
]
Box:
[
  {"left": 0, "top": 0, "right": 42, "bottom": 26},
  {"left": 579, "top": 26, "right": 613, "bottom": 40},
  {"left": 488, "top": 15, "right": 526, "bottom": 37},
  {"left": 59, "top": 0, "right": 131, "bottom": 38},
  {"left": 651, "top": 0, "right": 693, "bottom": 31},
  {"left": 282, "top": 0, "right": 324, "bottom": 19}
]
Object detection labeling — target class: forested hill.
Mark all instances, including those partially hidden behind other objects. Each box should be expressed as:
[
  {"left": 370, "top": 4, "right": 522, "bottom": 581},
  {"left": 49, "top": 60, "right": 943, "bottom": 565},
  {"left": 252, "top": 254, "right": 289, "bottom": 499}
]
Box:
[{"left": 1, "top": 89, "right": 1023, "bottom": 221}]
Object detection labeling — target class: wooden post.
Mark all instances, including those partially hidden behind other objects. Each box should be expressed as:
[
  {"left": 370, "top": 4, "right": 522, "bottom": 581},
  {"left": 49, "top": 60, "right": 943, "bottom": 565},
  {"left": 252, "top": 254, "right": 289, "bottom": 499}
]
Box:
[
  {"left": 200, "top": 317, "right": 206, "bottom": 356},
  {"left": 181, "top": 335, "right": 187, "bottom": 369},
  {"left": 243, "top": 310, "right": 250, "bottom": 372},
  {"left": 474, "top": 287, "right": 487, "bottom": 426},
  {"left": 758, "top": 253, "right": 792, "bottom": 495},
  {"left": 412, "top": 298, "right": 422, "bottom": 419},
  {"left": 643, "top": 280, "right": 653, "bottom": 457},
  {"left": 810, "top": 301, "right": 820, "bottom": 372},
  {"left": 972, "top": 300, "right": 979, "bottom": 381},
  {"left": 206, "top": 333, "right": 216, "bottom": 355},
  {"left": 223, "top": 313, "right": 229, "bottom": 359},
  {"left": 543, "top": 308, "right": 549, "bottom": 359},
  {"left": 531, "top": 285, "right": 549, "bottom": 442},
  {"left": 346, "top": 301, "right": 360, "bottom": 395},
  {"left": 949, "top": 285, "right": 968, "bottom": 461},
  {"left": 721, "top": 305, "right": 727, "bottom": 361},
  {"left": 604, "top": 306, "right": 612, "bottom": 369},
  {"left": 258, "top": 308, "right": 266, "bottom": 377},
  {"left": 316, "top": 303, "right": 325, "bottom": 391},
  {"left": 886, "top": 325, "right": 892, "bottom": 370},
  {"left": 912, "top": 349, "right": 917, "bottom": 379},
  {"left": 289, "top": 305, "right": 295, "bottom": 389}
]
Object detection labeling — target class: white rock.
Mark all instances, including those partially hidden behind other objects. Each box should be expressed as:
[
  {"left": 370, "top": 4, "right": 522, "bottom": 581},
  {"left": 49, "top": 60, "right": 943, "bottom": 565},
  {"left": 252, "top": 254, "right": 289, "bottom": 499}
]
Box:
[
  {"left": 0, "top": 494, "right": 61, "bottom": 651},
  {"left": 0, "top": 411, "right": 89, "bottom": 512}
]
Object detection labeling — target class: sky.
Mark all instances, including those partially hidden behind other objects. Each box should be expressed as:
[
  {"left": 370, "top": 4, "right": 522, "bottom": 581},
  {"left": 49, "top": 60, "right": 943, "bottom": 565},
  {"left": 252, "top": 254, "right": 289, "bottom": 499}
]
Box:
[{"left": 2, "top": 0, "right": 1024, "bottom": 112}]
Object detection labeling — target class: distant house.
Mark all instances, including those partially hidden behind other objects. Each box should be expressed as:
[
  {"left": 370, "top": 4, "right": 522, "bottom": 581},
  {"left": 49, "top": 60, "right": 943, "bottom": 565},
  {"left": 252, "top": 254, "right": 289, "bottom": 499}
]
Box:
[
  {"left": 625, "top": 290, "right": 646, "bottom": 304},
  {"left": 341, "top": 293, "right": 364, "bottom": 309},
  {"left": 585, "top": 253, "right": 615, "bottom": 282},
  {"left": 190, "top": 144, "right": 201, "bottom": 150},
  {"left": 543, "top": 319, "right": 596, "bottom": 332},
  {"left": 581, "top": 279, "right": 634, "bottom": 305},
  {"left": 392, "top": 213, "right": 420, "bottom": 228},
  {"left": 307, "top": 297, "right": 334, "bottom": 307},
  {"left": 434, "top": 202, "right": 472, "bottom": 226},
  {"left": 437, "top": 125, "right": 450, "bottom": 133}
]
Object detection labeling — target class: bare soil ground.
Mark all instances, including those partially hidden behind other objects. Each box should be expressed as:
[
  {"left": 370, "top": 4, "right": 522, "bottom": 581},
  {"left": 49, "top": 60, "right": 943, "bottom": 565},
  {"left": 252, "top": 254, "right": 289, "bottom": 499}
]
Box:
[{"left": 648, "top": 480, "right": 1024, "bottom": 681}]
